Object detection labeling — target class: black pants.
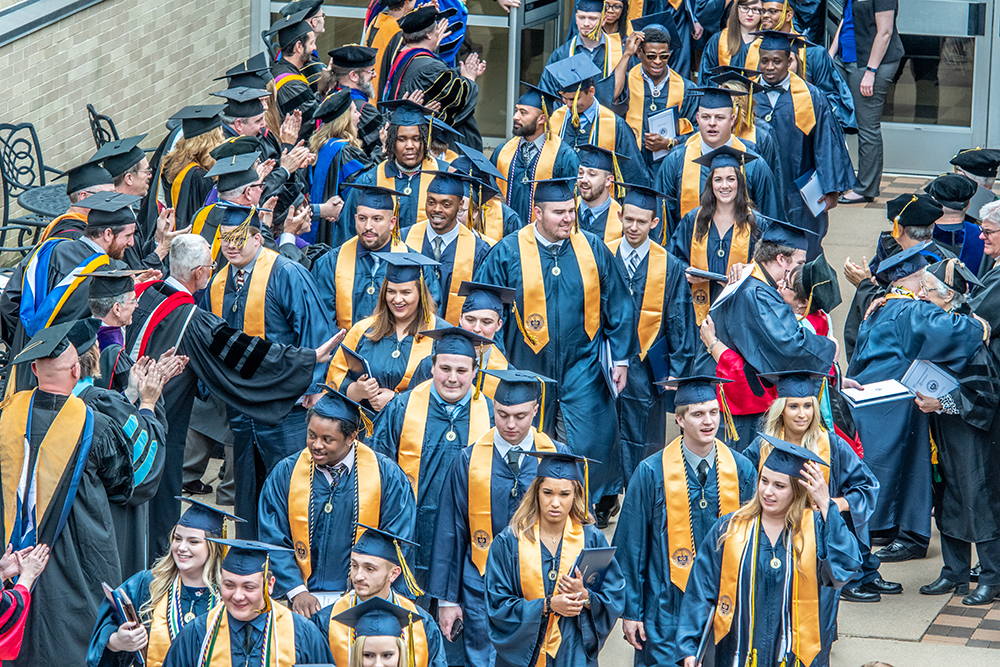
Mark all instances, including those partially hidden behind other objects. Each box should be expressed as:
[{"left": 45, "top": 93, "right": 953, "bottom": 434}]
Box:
[{"left": 941, "top": 533, "right": 1000, "bottom": 586}]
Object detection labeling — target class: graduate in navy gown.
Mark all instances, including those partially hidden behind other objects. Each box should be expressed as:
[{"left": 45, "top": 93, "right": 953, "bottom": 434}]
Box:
[
  {"left": 485, "top": 451, "right": 625, "bottom": 667},
  {"left": 611, "top": 183, "right": 700, "bottom": 476},
  {"left": 545, "top": 0, "right": 626, "bottom": 107},
  {"left": 575, "top": 145, "right": 628, "bottom": 244},
  {"left": 257, "top": 388, "right": 416, "bottom": 615},
  {"left": 88, "top": 499, "right": 241, "bottom": 667},
  {"left": 751, "top": 31, "right": 857, "bottom": 257},
  {"left": 311, "top": 527, "right": 447, "bottom": 667},
  {"left": 329, "top": 596, "right": 434, "bottom": 667},
  {"left": 429, "top": 370, "right": 570, "bottom": 666},
  {"left": 613, "top": 377, "right": 756, "bottom": 667},
  {"left": 451, "top": 158, "right": 524, "bottom": 243},
  {"left": 676, "top": 435, "right": 862, "bottom": 667},
  {"left": 162, "top": 540, "right": 333, "bottom": 667},
  {"left": 847, "top": 244, "right": 987, "bottom": 565},
  {"left": 475, "top": 178, "right": 637, "bottom": 527},
  {"left": 372, "top": 327, "right": 495, "bottom": 588}
]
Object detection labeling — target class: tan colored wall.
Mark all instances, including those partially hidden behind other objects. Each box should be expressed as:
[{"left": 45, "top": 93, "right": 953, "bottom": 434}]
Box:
[{"left": 0, "top": 0, "right": 251, "bottom": 218}]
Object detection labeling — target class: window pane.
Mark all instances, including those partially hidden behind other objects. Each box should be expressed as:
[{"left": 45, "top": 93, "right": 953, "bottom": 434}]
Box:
[{"left": 882, "top": 35, "right": 973, "bottom": 127}]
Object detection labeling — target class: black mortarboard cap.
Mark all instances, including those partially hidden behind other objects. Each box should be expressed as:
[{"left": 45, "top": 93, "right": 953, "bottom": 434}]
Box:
[
  {"left": 875, "top": 241, "right": 930, "bottom": 282},
  {"left": 800, "top": 253, "right": 841, "bottom": 312},
  {"left": 420, "top": 325, "right": 493, "bottom": 359},
  {"left": 576, "top": 0, "right": 604, "bottom": 11},
  {"left": 691, "top": 144, "right": 757, "bottom": 171},
  {"left": 268, "top": 11, "right": 313, "bottom": 50},
  {"left": 210, "top": 136, "right": 263, "bottom": 160},
  {"left": 210, "top": 538, "right": 294, "bottom": 575},
  {"left": 331, "top": 596, "right": 414, "bottom": 637},
  {"left": 89, "top": 134, "right": 148, "bottom": 179},
  {"left": 616, "top": 182, "right": 668, "bottom": 212},
  {"left": 57, "top": 161, "right": 113, "bottom": 195},
  {"left": 218, "top": 203, "right": 263, "bottom": 231},
  {"left": 950, "top": 148, "right": 1000, "bottom": 179},
  {"left": 77, "top": 191, "right": 140, "bottom": 228},
  {"left": 281, "top": 0, "right": 324, "bottom": 19},
  {"left": 10, "top": 321, "right": 77, "bottom": 365},
  {"left": 925, "top": 173, "right": 979, "bottom": 210},
  {"left": 206, "top": 152, "right": 261, "bottom": 192},
  {"left": 528, "top": 177, "right": 577, "bottom": 203},
  {"left": 215, "top": 53, "right": 272, "bottom": 90},
  {"left": 758, "top": 215, "right": 814, "bottom": 251},
  {"left": 312, "top": 384, "right": 376, "bottom": 426},
  {"left": 378, "top": 99, "right": 432, "bottom": 127},
  {"left": 657, "top": 375, "right": 732, "bottom": 406},
  {"left": 708, "top": 68, "right": 768, "bottom": 94},
  {"left": 67, "top": 317, "right": 101, "bottom": 354},
  {"left": 757, "top": 370, "right": 826, "bottom": 398},
  {"left": 352, "top": 184, "right": 406, "bottom": 211},
  {"left": 456, "top": 143, "right": 506, "bottom": 182},
  {"left": 758, "top": 432, "right": 828, "bottom": 478},
  {"left": 691, "top": 85, "right": 748, "bottom": 110},
  {"left": 630, "top": 12, "right": 682, "bottom": 47},
  {"left": 752, "top": 30, "right": 806, "bottom": 52},
  {"left": 886, "top": 193, "right": 942, "bottom": 228},
  {"left": 211, "top": 87, "right": 269, "bottom": 118},
  {"left": 545, "top": 54, "right": 602, "bottom": 93},
  {"left": 373, "top": 251, "right": 439, "bottom": 283},
  {"left": 397, "top": 5, "right": 455, "bottom": 33},
  {"left": 524, "top": 451, "right": 593, "bottom": 483},
  {"left": 315, "top": 89, "right": 354, "bottom": 124},
  {"left": 458, "top": 280, "right": 515, "bottom": 315},
  {"left": 482, "top": 368, "right": 556, "bottom": 406},
  {"left": 425, "top": 170, "right": 476, "bottom": 198},
  {"left": 517, "top": 81, "right": 560, "bottom": 110},
  {"left": 176, "top": 496, "right": 244, "bottom": 536},
  {"left": 351, "top": 523, "right": 418, "bottom": 566},
  {"left": 79, "top": 268, "right": 143, "bottom": 300},
  {"left": 171, "top": 105, "right": 224, "bottom": 139},
  {"left": 927, "top": 257, "right": 982, "bottom": 294},
  {"left": 328, "top": 44, "right": 377, "bottom": 69},
  {"left": 578, "top": 144, "right": 626, "bottom": 173},
  {"left": 427, "top": 115, "right": 461, "bottom": 144}
]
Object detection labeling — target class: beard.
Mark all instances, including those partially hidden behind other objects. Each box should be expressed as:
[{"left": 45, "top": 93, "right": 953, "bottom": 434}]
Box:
[
  {"left": 358, "top": 80, "right": 376, "bottom": 100},
  {"left": 512, "top": 116, "right": 539, "bottom": 137}
]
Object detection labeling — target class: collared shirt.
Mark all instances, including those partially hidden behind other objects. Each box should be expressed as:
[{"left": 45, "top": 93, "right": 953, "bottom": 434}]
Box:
[
  {"left": 580, "top": 195, "right": 612, "bottom": 220},
  {"left": 165, "top": 275, "right": 192, "bottom": 295},
  {"left": 80, "top": 236, "right": 106, "bottom": 256},
  {"left": 620, "top": 237, "right": 650, "bottom": 272},
  {"left": 430, "top": 383, "right": 473, "bottom": 414},
  {"left": 681, "top": 440, "right": 716, "bottom": 471},
  {"left": 766, "top": 74, "right": 791, "bottom": 107},
  {"left": 316, "top": 444, "right": 356, "bottom": 484},
  {"left": 533, "top": 222, "right": 564, "bottom": 250},
  {"left": 426, "top": 221, "right": 462, "bottom": 250},
  {"left": 643, "top": 68, "right": 670, "bottom": 97},
  {"left": 232, "top": 246, "right": 262, "bottom": 280},
  {"left": 228, "top": 610, "right": 268, "bottom": 650},
  {"left": 581, "top": 98, "right": 599, "bottom": 127},
  {"left": 492, "top": 428, "right": 535, "bottom": 466}
]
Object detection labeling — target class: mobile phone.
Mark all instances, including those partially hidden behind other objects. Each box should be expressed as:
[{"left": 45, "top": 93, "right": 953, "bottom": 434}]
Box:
[{"left": 449, "top": 618, "right": 464, "bottom": 642}]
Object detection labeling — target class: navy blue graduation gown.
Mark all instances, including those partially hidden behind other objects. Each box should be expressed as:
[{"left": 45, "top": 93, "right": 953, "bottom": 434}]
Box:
[
  {"left": 652, "top": 140, "right": 784, "bottom": 243},
  {"left": 669, "top": 210, "right": 761, "bottom": 306},
  {"left": 257, "top": 448, "right": 417, "bottom": 598},
  {"left": 615, "top": 247, "right": 700, "bottom": 478},
  {"left": 372, "top": 388, "right": 495, "bottom": 586},
  {"left": 800, "top": 46, "right": 859, "bottom": 133},
  {"left": 612, "top": 448, "right": 757, "bottom": 666},
  {"left": 544, "top": 38, "right": 623, "bottom": 108},
  {"left": 698, "top": 31, "right": 752, "bottom": 84},
  {"left": 934, "top": 221, "right": 991, "bottom": 278},
  {"left": 553, "top": 104, "right": 649, "bottom": 186},
  {"left": 428, "top": 434, "right": 571, "bottom": 665},
  {"left": 412, "top": 229, "right": 492, "bottom": 318},
  {"left": 162, "top": 608, "right": 333, "bottom": 666},
  {"left": 490, "top": 139, "right": 580, "bottom": 227},
  {"left": 846, "top": 295, "right": 987, "bottom": 539},
  {"left": 610, "top": 70, "right": 699, "bottom": 170},
  {"left": 675, "top": 508, "right": 862, "bottom": 667},
  {"left": 88, "top": 570, "right": 215, "bottom": 667},
  {"left": 476, "top": 231, "right": 638, "bottom": 500},
  {"left": 485, "top": 524, "right": 625, "bottom": 667}
]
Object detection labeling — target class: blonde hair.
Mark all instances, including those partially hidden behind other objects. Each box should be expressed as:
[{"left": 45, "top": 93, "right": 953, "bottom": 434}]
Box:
[
  {"left": 720, "top": 469, "right": 812, "bottom": 569},
  {"left": 721, "top": 80, "right": 755, "bottom": 137},
  {"left": 264, "top": 82, "right": 282, "bottom": 139},
  {"left": 509, "top": 477, "right": 594, "bottom": 541},
  {"left": 309, "top": 107, "right": 361, "bottom": 153},
  {"left": 138, "top": 525, "right": 226, "bottom": 623},
  {"left": 364, "top": 278, "right": 437, "bottom": 342},
  {"left": 349, "top": 636, "right": 410, "bottom": 667},
  {"left": 762, "top": 396, "right": 824, "bottom": 454},
  {"left": 162, "top": 128, "right": 225, "bottom": 185}
]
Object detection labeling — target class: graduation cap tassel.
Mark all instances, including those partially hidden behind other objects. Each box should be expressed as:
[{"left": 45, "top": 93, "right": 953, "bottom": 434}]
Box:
[
  {"left": 260, "top": 557, "right": 273, "bottom": 613},
  {"left": 220, "top": 206, "right": 256, "bottom": 250},
  {"left": 394, "top": 539, "right": 425, "bottom": 597},
  {"left": 407, "top": 614, "right": 417, "bottom": 667},
  {"left": 583, "top": 459, "right": 591, "bottom": 516},
  {"left": 571, "top": 87, "right": 582, "bottom": 129},
  {"left": 541, "top": 99, "right": 552, "bottom": 142},
  {"left": 573, "top": 183, "right": 581, "bottom": 234},
  {"left": 512, "top": 302, "right": 539, "bottom": 347},
  {"left": 467, "top": 186, "right": 476, "bottom": 232},
  {"left": 804, "top": 279, "right": 830, "bottom": 320},
  {"left": 537, "top": 376, "right": 546, "bottom": 431},
  {"left": 660, "top": 199, "right": 668, "bottom": 245},
  {"left": 891, "top": 195, "right": 917, "bottom": 239},
  {"left": 391, "top": 197, "right": 402, "bottom": 245},
  {"left": 359, "top": 409, "right": 374, "bottom": 439},
  {"left": 612, "top": 155, "right": 624, "bottom": 199},
  {"left": 718, "top": 385, "right": 739, "bottom": 442},
  {"left": 588, "top": 4, "right": 607, "bottom": 41},
  {"left": 817, "top": 377, "right": 829, "bottom": 431},
  {"left": 419, "top": 275, "right": 433, "bottom": 324},
  {"left": 473, "top": 347, "right": 484, "bottom": 400}
]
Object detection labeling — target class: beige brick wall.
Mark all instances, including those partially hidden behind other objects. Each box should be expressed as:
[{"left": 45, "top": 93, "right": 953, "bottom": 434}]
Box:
[{"left": 0, "top": 0, "right": 251, "bottom": 220}]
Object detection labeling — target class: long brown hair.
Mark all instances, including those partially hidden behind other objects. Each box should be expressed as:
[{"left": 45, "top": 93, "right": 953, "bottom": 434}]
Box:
[
  {"left": 264, "top": 81, "right": 282, "bottom": 139},
  {"left": 162, "top": 128, "right": 224, "bottom": 184},
  {"left": 726, "top": 0, "right": 761, "bottom": 57},
  {"left": 138, "top": 526, "right": 226, "bottom": 623},
  {"left": 509, "top": 477, "right": 594, "bottom": 542},
  {"left": 364, "top": 278, "right": 437, "bottom": 341},
  {"left": 694, "top": 166, "right": 757, "bottom": 242},
  {"left": 309, "top": 106, "right": 361, "bottom": 153}
]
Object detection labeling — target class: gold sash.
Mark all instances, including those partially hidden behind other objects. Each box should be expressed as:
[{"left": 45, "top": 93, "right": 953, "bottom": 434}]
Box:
[
  {"left": 326, "top": 592, "right": 430, "bottom": 667},
  {"left": 788, "top": 72, "right": 817, "bottom": 135},
  {"left": 468, "top": 428, "right": 557, "bottom": 575},
  {"left": 39, "top": 211, "right": 87, "bottom": 242},
  {"left": 288, "top": 445, "right": 382, "bottom": 583},
  {"left": 680, "top": 134, "right": 749, "bottom": 219},
  {"left": 170, "top": 163, "right": 198, "bottom": 209},
  {"left": 549, "top": 104, "right": 618, "bottom": 153},
  {"left": 367, "top": 13, "right": 400, "bottom": 94},
  {"left": 607, "top": 239, "right": 665, "bottom": 359},
  {"left": 690, "top": 219, "right": 751, "bottom": 325},
  {"left": 475, "top": 345, "right": 510, "bottom": 399},
  {"left": 209, "top": 247, "right": 280, "bottom": 339},
  {"left": 404, "top": 222, "right": 477, "bottom": 324},
  {"left": 398, "top": 380, "right": 492, "bottom": 497},
  {"left": 515, "top": 226, "right": 600, "bottom": 353},
  {"left": 147, "top": 591, "right": 173, "bottom": 667},
  {"left": 197, "top": 602, "right": 296, "bottom": 667},
  {"left": 745, "top": 40, "right": 762, "bottom": 71},
  {"left": 517, "top": 519, "right": 586, "bottom": 667},
  {"left": 625, "top": 65, "right": 691, "bottom": 148},
  {"left": 601, "top": 199, "right": 623, "bottom": 245},
  {"left": 480, "top": 201, "right": 505, "bottom": 241},
  {"left": 1, "top": 391, "right": 88, "bottom": 546},
  {"left": 377, "top": 157, "right": 438, "bottom": 226},
  {"left": 191, "top": 204, "right": 222, "bottom": 261},
  {"left": 324, "top": 317, "right": 434, "bottom": 392},
  {"left": 661, "top": 437, "right": 740, "bottom": 591},
  {"left": 496, "top": 137, "right": 560, "bottom": 209},
  {"left": 718, "top": 28, "right": 733, "bottom": 66},
  {"left": 333, "top": 238, "right": 408, "bottom": 331},
  {"left": 274, "top": 73, "right": 310, "bottom": 93}
]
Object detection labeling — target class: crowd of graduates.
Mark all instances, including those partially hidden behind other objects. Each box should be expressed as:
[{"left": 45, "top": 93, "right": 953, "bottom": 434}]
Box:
[{"left": 2, "top": 0, "right": 1000, "bottom": 664}]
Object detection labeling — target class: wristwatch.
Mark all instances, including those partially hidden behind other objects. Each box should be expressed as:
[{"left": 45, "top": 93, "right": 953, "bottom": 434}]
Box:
[{"left": 865, "top": 65, "right": 878, "bottom": 74}]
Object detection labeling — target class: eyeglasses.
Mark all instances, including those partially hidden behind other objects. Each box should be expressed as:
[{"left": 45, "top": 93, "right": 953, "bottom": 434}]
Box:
[
  {"left": 981, "top": 226, "right": 1000, "bottom": 237},
  {"left": 641, "top": 51, "right": 671, "bottom": 61},
  {"left": 198, "top": 262, "right": 217, "bottom": 270},
  {"left": 761, "top": 8, "right": 784, "bottom": 16},
  {"left": 604, "top": 2, "right": 623, "bottom": 10},
  {"left": 248, "top": 182, "right": 265, "bottom": 190},
  {"left": 738, "top": 5, "right": 762, "bottom": 14}
]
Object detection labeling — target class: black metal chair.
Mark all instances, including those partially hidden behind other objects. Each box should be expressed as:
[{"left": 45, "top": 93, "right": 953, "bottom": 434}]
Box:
[
  {"left": 0, "top": 122, "right": 64, "bottom": 256},
  {"left": 87, "top": 103, "right": 120, "bottom": 149}
]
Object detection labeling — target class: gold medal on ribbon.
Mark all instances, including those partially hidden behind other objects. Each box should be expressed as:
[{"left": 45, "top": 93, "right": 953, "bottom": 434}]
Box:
[
  {"left": 770, "top": 557, "right": 782, "bottom": 569},
  {"left": 324, "top": 502, "right": 334, "bottom": 513},
  {"left": 446, "top": 430, "right": 457, "bottom": 441}
]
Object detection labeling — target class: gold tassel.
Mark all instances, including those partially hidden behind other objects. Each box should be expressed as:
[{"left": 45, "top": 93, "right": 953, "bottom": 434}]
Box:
[
  {"left": 259, "top": 557, "right": 272, "bottom": 613},
  {"left": 220, "top": 206, "right": 256, "bottom": 250},
  {"left": 718, "top": 385, "right": 739, "bottom": 441},
  {"left": 473, "top": 346, "right": 484, "bottom": 399},
  {"left": 573, "top": 182, "right": 581, "bottom": 234},
  {"left": 804, "top": 279, "right": 830, "bottom": 318},
  {"left": 512, "top": 301, "right": 539, "bottom": 347},
  {"left": 587, "top": 4, "right": 606, "bottom": 41},
  {"left": 467, "top": 186, "right": 475, "bottom": 232},
  {"left": 394, "top": 539, "right": 424, "bottom": 596},
  {"left": 891, "top": 195, "right": 916, "bottom": 239},
  {"left": 536, "top": 375, "right": 546, "bottom": 430},
  {"left": 407, "top": 613, "right": 417, "bottom": 667},
  {"left": 612, "top": 155, "right": 624, "bottom": 199},
  {"left": 359, "top": 409, "right": 374, "bottom": 438},
  {"left": 391, "top": 196, "right": 401, "bottom": 245},
  {"left": 419, "top": 275, "right": 432, "bottom": 324},
  {"left": 541, "top": 98, "right": 552, "bottom": 141},
  {"left": 571, "top": 87, "right": 582, "bottom": 129},
  {"left": 583, "top": 459, "right": 591, "bottom": 513},
  {"left": 660, "top": 199, "right": 668, "bottom": 245}
]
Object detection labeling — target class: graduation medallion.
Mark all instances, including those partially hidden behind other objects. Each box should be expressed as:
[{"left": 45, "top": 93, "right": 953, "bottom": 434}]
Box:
[
  {"left": 651, "top": 87, "right": 660, "bottom": 98},
  {"left": 699, "top": 498, "right": 708, "bottom": 509},
  {"left": 184, "top": 612, "right": 196, "bottom": 623},
  {"left": 551, "top": 267, "right": 561, "bottom": 276},
  {"left": 770, "top": 557, "right": 782, "bottom": 570},
  {"left": 764, "top": 113, "right": 773, "bottom": 123},
  {"left": 446, "top": 430, "right": 457, "bottom": 441},
  {"left": 548, "top": 569, "right": 558, "bottom": 581},
  {"left": 324, "top": 502, "right": 334, "bottom": 513},
  {"left": 649, "top": 101, "right": 657, "bottom": 111},
  {"left": 391, "top": 349, "right": 402, "bottom": 358},
  {"left": 232, "top": 303, "right": 238, "bottom": 313},
  {"left": 717, "top": 247, "right": 726, "bottom": 258},
  {"left": 403, "top": 186, "right": 412, "bottom": 196},
  {"left": 367, "top": 285, "right": 376, "bottom": 295}
]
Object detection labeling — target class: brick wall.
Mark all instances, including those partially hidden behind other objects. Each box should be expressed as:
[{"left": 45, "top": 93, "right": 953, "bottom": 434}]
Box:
[{"left": 0, "top": 0, "right": 251, "bottom": 219}]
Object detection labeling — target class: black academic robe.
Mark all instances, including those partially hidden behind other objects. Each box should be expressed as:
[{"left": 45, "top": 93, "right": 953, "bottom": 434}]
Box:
[
  {"left": 164, "top": 164, "right": 214, "bottom": 231},
  {"left": 272, "top": 57, "right": 321, "bottom": 138},
  {"left": 933, "top": 221, "right": 991, "bottom": 279},
  {"left": 4, "top": 391, "right": 134, "bottom": 667}
]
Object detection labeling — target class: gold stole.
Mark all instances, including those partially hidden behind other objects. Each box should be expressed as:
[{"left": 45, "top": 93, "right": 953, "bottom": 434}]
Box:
[
  {"left": 368, "top": 13, "right": 400, "bottom": 94},
  {"left": 1, "top": 391, "right": 88, "bottom": 546},
  {"left": 476, "top": 345, "right": 510, "bottom": 399},
  {"left": 515, "top": 226, "right": 600, "bottom": 353},
  {"left": 480, "top": 201, "right": 505, "bottom": 241},
  {"left": 39, "top": 211, "right": 87, "bottom": 242},
  {"left": 147, "top": 593, "right": 173, "bottom": 667},
  {"left": 209, "top": 247, "right": 280, "bottom": 339},
  {"left": 788, "top": 72, "right": 817, "bottom": 135},
  {"left": 404, "top": 222, "right": 477, "bottom": 323},
  {"left": 496, "top": 136, "right": 560, "bottom": 205},
  {"left": 377, "top": 157, "right": 438, "bottom": 226},
  {"left": 689, "top": 220, "right": 751, "bottom": 325},
  {"left": 191, "top": 204, "right": 221, "bottom": 261},
  {"left": 601, "top": 199, "right": 623, "bottom": 245},
  {"left": 467, "top": 428, "right": 557, "bottom": 575},
  {"left": 625, "top": 66, "right": 691, "bottom": 148},
  {"left": 606, "top": 32, "right": 624, "bottom": 73},
  {"left": 744, "top": 40, "right": 762, "bottom": 70},
  {"left": 197, "top": 603, "right": 296, "bottom": 667},
  {"left": 397, "top": 380, "right": 491, "bottom": 498},
  {"left": 517, "top": 519, "right": 586, "bottom": 667},
  {"left": 324, "top": 316, "right": 434, "bottom": 391},
  {"left": 718, "top": 28, "right": 733, "bottom": 66},
  {"left": 680, "top": 134, "right": 749, "bottom": 218},
  {"left": 274, "top": 73, "right": 310, "bottom": 93},
  {"left": 287, "top": 445, "right": 382, "bottom": 583},
  {"left": 714, "top": 513, "right": 821, "bottom": 667},
  {"left": 48, "top": 254, "right": 111, "bottom": 330},
  {"left": 326, "top": 593, "right": 430, "bottom": 667},
  {"left": 662, "top": 437, "right": 740, "bottom": 591},
  {"left": 333, "top": 238, "right": 408, "bottom": 331},
  {"left": 549, "top": 104, "right": 617, "bottom": 153},
  {"left": 170, "top": 163, "right": 198, "bottom": 208},
  {"left": 607, "top": 239, "right": 666, "bottom": 359}
]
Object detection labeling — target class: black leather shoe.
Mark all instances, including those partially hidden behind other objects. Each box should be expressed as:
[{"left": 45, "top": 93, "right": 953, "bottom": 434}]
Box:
[
  {"left": 963, "top": 584, "right": 1000, "bottom": 606},
  {"left": 593, "top": 496, "right": 621, "bottom": 529},
  {"left": 866, "top": 575, "right": 903, "bottom": 595},
  {"left": 875, "top": 541, "right": 927, "bottom": 563},
  {"left": 919, "top": 576, "right": 969, "bottom": 596},
  {"left": 870, "top": 535, "right": 895, "bottom": 547},
  {"left": 840, "top": 584, "right": 881, "bottom": 603},
  {"left": 838, "top": 194, "right": 874, "bottom": 205},
  {"left": 971, "top": 562, "right": 981, "bottom": 583},
  {"left": 183, "top": 480, "right": 214, "bottom": 495}
]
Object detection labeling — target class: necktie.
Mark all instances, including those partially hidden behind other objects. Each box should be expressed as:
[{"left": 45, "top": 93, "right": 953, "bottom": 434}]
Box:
[
  {"left": 697, "top": 460, "right": 710, "bottom": 487},
  {"left": 521, "top": 141, "right": 538, "bottom": 165},
  {"left": 628, "top": 250, "right": 640, "bottom": 278},
  {"left": 580, "top": 207, "right": 595, "bottom": 230},
  {"left": 321, "top": 463, "right": 347, "bottom": 488},
  {"left": 432, "top": 236, "right": 444, "bottom": 261},
  {"left": 235, "top": 269, "right": 247, "bottom": 291},
  {"left": 506, "top": 447, "right": 521, "bottom": 476},
  {"left": 242, "top": 626, "right": 256, "bottom": 659}
]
